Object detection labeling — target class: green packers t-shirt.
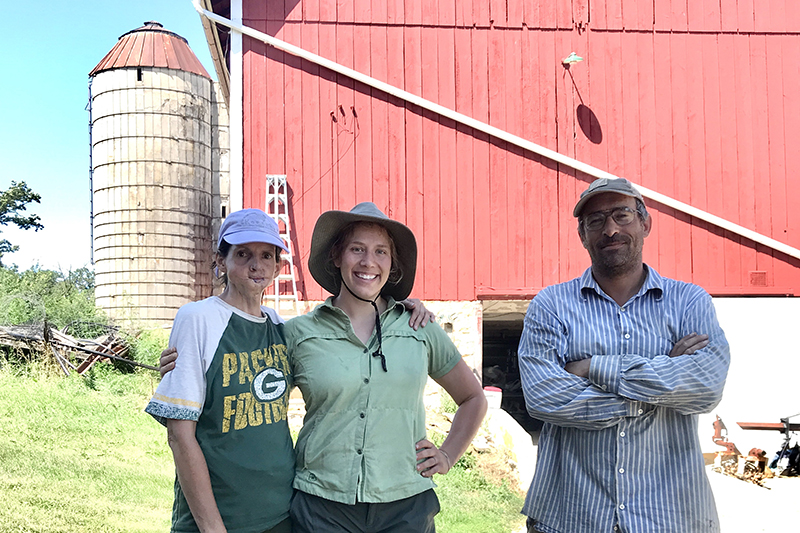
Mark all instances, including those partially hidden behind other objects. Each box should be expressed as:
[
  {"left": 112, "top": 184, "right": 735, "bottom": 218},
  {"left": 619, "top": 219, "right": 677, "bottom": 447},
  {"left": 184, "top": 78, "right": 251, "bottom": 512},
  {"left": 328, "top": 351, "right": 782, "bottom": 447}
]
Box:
[{"left": 146, "top": 296, "right": 294, "bottom": 533}]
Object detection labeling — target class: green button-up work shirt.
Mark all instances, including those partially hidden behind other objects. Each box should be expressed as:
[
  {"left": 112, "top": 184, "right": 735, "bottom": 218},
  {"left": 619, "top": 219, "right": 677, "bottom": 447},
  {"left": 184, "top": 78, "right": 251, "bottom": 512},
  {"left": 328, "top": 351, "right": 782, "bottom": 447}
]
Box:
[{"left": 286, "top": 297, "right": 462, "bottom": 504}]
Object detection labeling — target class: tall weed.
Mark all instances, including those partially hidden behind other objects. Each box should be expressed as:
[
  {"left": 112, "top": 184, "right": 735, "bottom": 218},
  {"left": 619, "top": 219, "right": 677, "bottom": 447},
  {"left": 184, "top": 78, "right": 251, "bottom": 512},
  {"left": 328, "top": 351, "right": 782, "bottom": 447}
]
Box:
[{"left": 127, "top": 328, "right": 170, "bottom": 367}]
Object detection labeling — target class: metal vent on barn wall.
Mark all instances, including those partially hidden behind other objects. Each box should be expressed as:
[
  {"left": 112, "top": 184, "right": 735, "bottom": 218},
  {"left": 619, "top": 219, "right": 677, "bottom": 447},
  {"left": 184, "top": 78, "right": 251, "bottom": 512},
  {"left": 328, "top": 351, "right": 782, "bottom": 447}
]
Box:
[{"left": 749, "top": 271, "right": 768, "bottom": 287}]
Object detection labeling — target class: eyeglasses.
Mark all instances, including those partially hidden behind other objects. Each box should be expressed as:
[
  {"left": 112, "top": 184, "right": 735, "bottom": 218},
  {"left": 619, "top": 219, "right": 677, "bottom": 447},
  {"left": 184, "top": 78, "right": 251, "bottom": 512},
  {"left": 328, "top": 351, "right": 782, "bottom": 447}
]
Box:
[{"left": 581, "top": 206, "right": 639, "bottom": 231}]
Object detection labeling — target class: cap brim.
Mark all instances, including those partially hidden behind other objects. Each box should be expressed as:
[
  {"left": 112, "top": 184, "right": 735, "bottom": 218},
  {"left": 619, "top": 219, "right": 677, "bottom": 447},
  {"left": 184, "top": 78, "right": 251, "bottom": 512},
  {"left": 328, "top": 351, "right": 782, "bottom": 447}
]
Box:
[
  {"left": 573, "top": 190, "right": 640, "bottom": 217},
  {"left": 223, "top": 230, "right": 289, "bottom": 253}
]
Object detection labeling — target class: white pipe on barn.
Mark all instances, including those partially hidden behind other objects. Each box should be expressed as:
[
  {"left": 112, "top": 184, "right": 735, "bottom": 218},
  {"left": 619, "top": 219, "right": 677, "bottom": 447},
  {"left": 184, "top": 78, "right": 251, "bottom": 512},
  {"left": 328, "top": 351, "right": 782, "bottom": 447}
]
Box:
[
  {"left": 192, "top": 1, "right": 800, "bottom": 261},
  {"left": 228, "top": 0, "right": 244, "bottom": 212}
]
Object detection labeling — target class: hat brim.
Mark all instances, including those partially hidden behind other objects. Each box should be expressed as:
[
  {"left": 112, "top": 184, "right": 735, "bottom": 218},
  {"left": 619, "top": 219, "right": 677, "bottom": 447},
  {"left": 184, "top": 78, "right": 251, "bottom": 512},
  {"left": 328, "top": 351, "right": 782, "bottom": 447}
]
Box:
[
  {"left": 573, "top": 189, "right": 642, "bottom": 217},
  {"left": 308, "top": 209, "right": 417, "bottom": 301},
  {"left": 223, "top": 230, "right": 289, "bottom": 253}
]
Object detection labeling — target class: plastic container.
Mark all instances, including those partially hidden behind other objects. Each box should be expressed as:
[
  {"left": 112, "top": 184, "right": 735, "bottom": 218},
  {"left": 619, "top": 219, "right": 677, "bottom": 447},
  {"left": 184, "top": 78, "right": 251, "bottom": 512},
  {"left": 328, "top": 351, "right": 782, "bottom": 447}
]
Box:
[{"left": 483, "top": 386, "right": 503, "bottom": 410}]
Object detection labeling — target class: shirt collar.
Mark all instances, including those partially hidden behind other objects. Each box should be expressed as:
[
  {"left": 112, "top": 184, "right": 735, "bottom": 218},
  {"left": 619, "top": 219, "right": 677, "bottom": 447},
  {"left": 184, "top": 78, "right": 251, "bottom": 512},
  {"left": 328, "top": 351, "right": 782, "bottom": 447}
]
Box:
[
  {"left": 580, "top": 264, "right": 664, "bottom": 302},
  {"left": 639, "top": 265, "right": 664, "bottom": 299},
  {"left": 320, "top": 295, "right": 400, "bottom": 313}
]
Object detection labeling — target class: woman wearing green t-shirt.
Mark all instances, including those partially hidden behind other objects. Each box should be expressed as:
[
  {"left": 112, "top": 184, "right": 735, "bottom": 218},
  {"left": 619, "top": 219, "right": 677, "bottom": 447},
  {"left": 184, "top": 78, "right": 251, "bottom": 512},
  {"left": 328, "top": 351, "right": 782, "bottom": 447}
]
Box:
[{"left": 146, "top": 209, "right": 295, "bottom": 533}]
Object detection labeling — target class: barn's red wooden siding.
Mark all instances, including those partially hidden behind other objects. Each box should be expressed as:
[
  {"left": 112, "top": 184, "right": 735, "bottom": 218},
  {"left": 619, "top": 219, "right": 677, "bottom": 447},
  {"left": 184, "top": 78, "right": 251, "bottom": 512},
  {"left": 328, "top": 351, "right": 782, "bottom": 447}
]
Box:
[{"left": 238, "top": 0, "right": 800, "bottom": 301}]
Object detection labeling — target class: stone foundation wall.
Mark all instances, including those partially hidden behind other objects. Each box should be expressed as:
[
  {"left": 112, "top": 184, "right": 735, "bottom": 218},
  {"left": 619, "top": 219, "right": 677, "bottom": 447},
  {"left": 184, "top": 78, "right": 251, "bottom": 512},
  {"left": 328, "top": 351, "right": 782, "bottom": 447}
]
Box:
[{"left": 423, "top": 300, "right": 483, "bottom": 377}]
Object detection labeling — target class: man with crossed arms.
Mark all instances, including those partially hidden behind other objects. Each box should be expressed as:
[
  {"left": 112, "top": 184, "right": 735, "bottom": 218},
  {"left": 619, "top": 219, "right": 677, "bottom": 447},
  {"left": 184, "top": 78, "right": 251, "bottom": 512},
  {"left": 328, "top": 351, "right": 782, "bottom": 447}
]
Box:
[{"left": 519, "top": 178, "right": 730, "bottom": 533}]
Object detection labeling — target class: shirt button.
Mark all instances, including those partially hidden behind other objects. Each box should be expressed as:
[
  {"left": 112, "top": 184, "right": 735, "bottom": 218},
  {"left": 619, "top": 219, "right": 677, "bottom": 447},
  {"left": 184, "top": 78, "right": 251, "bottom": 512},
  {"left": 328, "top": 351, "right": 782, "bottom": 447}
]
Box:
[
  {"left": 360, "top": 412, "right": 365, "bottom": 419},
  {"left": 364, "top": 348, "right": 369, "bottom": 353},
  {"left": 601, "top": 384, "right": 608, "bottom": 391},
  {"left": 620, "top": 431, "right": 626, "bottom": 437},
  {"left": 620, "top": 308, "right": 626, "bottom": 313},
  {"left": 363, "top": 378, "right": 370, "bottom": 384},
  {"left": 619, "top": 468, "right": 625, "bottom": 474},
  {"left": 309, "top": 473, "right": 316, "bottom": 480},
  {"left": 637, "top": 409, "right": 644, "bottom": 415},
  {"left": 619, "top": 504, "right": 625, "bottom": 510},
  {"left": 357, "top": 449, "right": 363, "bottom": 455},
  {"left": 624, "top": 333, "right": 631, "bottom": 339}
]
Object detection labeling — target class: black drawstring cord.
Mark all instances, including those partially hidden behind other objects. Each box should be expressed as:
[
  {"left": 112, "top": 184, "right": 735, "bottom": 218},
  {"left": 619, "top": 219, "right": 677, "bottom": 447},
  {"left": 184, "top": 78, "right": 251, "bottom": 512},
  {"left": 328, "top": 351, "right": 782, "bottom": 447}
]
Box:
[
  {"left": 371, "top": 308, "right": 387, "bottom": 372},
  {"left": 340, "top": 280, "right": 387, "bottom": 372}
]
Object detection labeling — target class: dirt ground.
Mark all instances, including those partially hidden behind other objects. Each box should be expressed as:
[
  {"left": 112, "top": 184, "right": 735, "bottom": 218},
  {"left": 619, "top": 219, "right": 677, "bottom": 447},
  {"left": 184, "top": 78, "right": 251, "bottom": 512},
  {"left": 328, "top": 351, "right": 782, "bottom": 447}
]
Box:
[{"left": 708, "top": 468, "right": 800, "bottom": 532}]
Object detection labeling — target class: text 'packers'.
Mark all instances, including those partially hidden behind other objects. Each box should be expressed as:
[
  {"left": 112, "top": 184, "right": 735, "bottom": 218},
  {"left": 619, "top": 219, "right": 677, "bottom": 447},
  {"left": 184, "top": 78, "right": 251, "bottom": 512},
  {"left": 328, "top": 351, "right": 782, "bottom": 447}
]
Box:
[{"left": 221, "top": 344, "right": 289, "bottom": 387}]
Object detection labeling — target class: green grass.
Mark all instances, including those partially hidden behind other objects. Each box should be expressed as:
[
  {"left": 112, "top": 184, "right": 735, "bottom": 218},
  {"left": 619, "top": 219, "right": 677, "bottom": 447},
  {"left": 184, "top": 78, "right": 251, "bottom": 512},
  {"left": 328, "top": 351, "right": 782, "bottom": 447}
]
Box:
[
  {"left": 0, "top": 364, "right": 172, "bottom": 533},
  {"left": 0, "top": 363, "right": 525, "bottom": 532},
  {"left": 430, "top": 425, "right": 526, "bottom": 533},
  {"left": 436, "top": 466, "right": 525, "bottom": 533}
]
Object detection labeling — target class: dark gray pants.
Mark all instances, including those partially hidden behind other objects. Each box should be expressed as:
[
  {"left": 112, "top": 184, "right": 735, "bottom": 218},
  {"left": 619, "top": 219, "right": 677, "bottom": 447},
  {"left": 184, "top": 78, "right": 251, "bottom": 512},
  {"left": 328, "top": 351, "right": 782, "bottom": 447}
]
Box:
[
  {"left": 260, "top": 517, "right": 292, "bottom": 533},
  {"left": 290, "top": 489, "right": 439, "bottom": 533}
]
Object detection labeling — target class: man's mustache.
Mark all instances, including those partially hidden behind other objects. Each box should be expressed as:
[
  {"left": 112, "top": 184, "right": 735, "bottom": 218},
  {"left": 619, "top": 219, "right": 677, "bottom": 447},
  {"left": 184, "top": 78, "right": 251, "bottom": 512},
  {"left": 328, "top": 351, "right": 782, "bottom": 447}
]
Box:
[{"left": 598, "top": 235, "right": 630, "bottom": 248}]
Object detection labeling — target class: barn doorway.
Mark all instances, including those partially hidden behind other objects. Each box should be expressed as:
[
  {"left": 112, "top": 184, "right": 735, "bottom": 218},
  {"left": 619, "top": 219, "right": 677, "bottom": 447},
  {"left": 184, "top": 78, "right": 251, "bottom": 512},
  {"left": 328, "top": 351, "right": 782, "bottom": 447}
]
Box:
[{"left": 481, "top": 300, "right": 543, "bottom": 438}]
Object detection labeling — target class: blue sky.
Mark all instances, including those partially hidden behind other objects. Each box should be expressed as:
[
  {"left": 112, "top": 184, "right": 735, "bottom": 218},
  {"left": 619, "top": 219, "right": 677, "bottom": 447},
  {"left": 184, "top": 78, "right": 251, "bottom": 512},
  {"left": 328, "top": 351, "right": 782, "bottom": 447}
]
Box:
[{"left": 0, "top": 1, "right": 215, "bottom": 272}]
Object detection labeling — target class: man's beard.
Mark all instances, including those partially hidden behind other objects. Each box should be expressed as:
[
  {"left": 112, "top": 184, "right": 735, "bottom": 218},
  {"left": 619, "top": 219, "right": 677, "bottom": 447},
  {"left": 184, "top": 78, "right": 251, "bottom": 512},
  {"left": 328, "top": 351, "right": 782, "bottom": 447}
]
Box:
[{"left": 589, "top": 235, "right": 643, "bottom": 278}]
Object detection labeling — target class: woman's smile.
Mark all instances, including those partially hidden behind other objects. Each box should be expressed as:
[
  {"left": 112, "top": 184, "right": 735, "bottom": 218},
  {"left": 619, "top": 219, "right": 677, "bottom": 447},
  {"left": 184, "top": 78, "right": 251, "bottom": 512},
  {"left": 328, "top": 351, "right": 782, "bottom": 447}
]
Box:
[{"left": 335, "top": 224, "right": 393, "bottom": 302}]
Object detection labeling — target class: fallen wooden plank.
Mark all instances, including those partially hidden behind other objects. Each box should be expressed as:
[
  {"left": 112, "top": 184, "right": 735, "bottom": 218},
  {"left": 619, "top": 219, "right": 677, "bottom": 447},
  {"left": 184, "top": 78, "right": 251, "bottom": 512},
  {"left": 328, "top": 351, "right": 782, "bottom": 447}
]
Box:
[{"left": 52, "top": 341, "right": 157, "bottom": 372}]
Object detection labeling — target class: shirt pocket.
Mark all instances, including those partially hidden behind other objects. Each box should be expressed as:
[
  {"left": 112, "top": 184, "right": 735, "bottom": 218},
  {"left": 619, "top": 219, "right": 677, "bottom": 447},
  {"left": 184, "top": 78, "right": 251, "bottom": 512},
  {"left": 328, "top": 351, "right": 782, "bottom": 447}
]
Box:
[{"left": 379, "top": 333, "right": 429, "bottom": 403}]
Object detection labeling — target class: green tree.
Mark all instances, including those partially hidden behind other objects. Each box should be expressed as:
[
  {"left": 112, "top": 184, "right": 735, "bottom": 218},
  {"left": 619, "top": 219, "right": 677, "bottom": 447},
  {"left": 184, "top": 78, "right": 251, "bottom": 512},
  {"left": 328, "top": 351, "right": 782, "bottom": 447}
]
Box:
[
  {"left": 0, "top": 181, "right": 43, "bottom": 265},
  {"left": 0, "top": 265, "right": 107, "bottom": 332}
]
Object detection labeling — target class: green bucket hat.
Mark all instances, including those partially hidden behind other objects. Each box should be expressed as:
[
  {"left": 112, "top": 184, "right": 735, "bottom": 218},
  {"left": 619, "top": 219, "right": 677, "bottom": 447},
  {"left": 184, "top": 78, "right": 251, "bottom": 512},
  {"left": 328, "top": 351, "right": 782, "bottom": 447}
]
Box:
[{"left": 308, "top": 202, "right": 417, "bottom": 301}]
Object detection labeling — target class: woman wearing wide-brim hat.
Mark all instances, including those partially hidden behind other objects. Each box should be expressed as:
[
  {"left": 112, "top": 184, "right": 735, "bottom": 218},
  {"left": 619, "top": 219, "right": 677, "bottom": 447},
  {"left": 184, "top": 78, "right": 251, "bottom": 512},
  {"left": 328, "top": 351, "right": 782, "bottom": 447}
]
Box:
[{"left": 287, "top": 202, "right": 488, "bottom": 533}]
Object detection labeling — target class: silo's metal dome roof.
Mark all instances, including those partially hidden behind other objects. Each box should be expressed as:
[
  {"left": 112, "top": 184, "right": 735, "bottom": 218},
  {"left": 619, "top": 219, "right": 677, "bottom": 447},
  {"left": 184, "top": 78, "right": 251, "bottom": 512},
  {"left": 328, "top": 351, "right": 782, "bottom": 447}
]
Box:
[{"left": 89, "top": 21, "right": 210, "bottom": 78}]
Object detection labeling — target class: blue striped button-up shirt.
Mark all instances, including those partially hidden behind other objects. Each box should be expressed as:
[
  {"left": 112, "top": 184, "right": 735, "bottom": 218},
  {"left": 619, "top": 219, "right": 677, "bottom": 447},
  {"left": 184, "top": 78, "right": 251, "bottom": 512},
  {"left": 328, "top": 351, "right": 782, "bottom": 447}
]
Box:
[{"left": 518, "top": 266, "right": 730, "bottom": 533}]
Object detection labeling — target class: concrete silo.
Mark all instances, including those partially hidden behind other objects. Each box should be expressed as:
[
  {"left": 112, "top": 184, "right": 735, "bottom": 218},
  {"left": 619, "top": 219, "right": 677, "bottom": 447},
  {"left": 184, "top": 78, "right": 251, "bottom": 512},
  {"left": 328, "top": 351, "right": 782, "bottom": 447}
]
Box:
[{"left": 89, "top": 21, "right": 213, "bottom": 325}]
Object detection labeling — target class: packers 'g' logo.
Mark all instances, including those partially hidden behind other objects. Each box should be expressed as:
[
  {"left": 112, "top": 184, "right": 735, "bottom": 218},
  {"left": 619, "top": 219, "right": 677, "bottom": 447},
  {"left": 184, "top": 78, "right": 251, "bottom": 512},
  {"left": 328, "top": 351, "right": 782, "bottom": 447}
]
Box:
[{"left": 252, "top": 368, "right": 287, "bottom": 401}]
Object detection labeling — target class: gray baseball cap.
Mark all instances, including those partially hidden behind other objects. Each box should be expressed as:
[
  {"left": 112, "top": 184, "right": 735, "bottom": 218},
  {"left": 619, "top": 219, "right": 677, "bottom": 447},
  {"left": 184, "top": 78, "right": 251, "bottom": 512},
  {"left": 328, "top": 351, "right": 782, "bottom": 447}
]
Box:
[{"left": 573, "top": 178, "right": 644, "bottom": 217}]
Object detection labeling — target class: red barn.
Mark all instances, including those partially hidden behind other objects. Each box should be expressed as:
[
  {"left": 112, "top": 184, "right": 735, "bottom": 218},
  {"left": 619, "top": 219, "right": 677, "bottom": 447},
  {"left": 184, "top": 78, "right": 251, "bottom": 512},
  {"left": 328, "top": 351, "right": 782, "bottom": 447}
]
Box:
[{"left": 194, "top": 0, "right": 800, "bottom": 446}]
